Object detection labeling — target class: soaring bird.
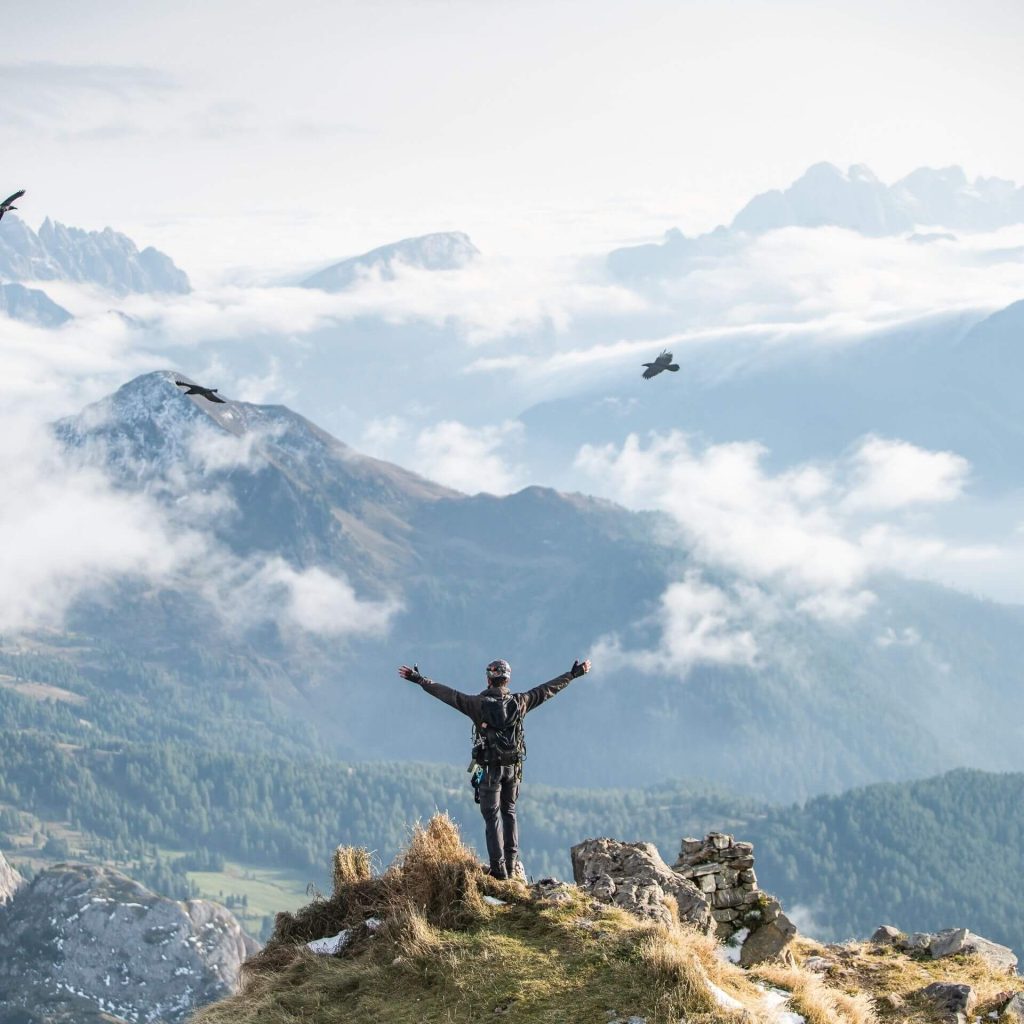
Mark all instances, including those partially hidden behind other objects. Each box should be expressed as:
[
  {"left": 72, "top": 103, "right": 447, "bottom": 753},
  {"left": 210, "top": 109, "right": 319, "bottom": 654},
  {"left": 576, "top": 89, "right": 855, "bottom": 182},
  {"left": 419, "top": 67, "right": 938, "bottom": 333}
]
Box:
[
  {"left": 641, "top": 349, "right": 680, "bottom": 379},
  {"left": 175, "top": 380, "right": 226, "bottom": 403},
  {"left": 0, "top": 190, "right": 25, "bottom": 222}
]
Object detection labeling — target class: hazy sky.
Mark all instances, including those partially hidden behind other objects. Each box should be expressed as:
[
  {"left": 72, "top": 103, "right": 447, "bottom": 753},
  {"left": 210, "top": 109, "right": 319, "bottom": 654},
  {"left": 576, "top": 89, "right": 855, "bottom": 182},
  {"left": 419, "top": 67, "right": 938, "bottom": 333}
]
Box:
[{"left": 7, "top": 0, "right": 1024, "bottom": 277}]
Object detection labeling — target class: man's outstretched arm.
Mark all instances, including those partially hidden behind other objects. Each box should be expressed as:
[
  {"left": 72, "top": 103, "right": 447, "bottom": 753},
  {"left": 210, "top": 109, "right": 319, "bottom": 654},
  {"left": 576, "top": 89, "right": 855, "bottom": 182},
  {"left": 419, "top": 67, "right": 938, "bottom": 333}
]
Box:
[
  {"left": 398, "top": 664, "right": 477, "bottom": 717},
  {"left": 521, "top": 658, "right": 591, "bottom": 713}
]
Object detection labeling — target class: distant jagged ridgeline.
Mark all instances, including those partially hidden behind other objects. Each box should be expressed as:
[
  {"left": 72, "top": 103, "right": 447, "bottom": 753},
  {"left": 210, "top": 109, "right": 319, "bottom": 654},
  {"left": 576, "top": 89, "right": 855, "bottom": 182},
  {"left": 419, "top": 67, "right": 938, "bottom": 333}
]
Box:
[{"left": 0, "top": 215, "right": 190, "bottom": 294}]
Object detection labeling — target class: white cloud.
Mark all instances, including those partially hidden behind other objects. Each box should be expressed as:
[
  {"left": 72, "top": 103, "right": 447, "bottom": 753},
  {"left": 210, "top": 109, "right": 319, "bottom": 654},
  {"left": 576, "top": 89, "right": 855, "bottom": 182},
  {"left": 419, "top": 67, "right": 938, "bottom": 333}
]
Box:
[
  {"left": 576, "top": 432, "right": 867, "bottom": 601},
  {"left": 875, "top": 626, "right": 921, "bottom": 648},
  {"left": 0, "top": 420, "right": 198, "bottom": 633},
  {"left": 593, "top": 572, "right": 758, "bottom": 676},
  {"left": 89, "top": 253, "right": 647, "bottom": 350},
  {"left": 655, "top": 226, "right": 1024, "bottom": 330},
  {"left": 576, "top": 429, "right": 1002, "bottom": 656},
  {"left": 227, "top": 558, "right": 399, "bottom": 638},
  {"left": 843, "top": 435, "right": 969, "bottom": 512},
  {"left": 360, "top": 415, "right": 409, "bottom": 456},
  {"left": 413, "top": 419, "right": 525, "bottom": 495}
]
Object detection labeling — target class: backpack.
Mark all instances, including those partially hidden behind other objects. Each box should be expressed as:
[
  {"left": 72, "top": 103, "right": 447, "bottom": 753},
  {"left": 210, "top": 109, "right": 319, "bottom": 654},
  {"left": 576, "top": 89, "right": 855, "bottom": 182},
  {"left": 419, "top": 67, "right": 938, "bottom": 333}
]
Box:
[{"left": 472, "top": 692, "right": 526, "bottom": 766}]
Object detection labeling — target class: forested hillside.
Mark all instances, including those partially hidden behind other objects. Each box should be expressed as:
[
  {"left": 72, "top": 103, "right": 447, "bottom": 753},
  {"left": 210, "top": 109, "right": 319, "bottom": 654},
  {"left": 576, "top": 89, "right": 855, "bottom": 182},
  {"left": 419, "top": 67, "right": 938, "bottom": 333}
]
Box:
[{"left": 748, "top": 769, "right": 1024, "bottom": 951}]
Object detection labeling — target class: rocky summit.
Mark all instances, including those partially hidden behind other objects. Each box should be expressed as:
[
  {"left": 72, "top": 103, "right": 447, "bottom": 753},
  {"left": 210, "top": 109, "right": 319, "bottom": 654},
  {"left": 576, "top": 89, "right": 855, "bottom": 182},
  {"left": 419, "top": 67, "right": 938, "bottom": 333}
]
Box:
[
  {"left": 0, "top": 863, "right": 256, "bottom": 1024},
  {"left": 191, "top": 817, "right": 1024, "bottom": 1024}
]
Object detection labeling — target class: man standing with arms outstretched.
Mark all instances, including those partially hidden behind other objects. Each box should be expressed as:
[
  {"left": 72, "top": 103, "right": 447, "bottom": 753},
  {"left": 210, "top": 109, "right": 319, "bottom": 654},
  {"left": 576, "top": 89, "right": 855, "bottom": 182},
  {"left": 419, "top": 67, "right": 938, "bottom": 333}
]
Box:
[{"left": 398, "top": 657, "right": 591, "bottom": 880}]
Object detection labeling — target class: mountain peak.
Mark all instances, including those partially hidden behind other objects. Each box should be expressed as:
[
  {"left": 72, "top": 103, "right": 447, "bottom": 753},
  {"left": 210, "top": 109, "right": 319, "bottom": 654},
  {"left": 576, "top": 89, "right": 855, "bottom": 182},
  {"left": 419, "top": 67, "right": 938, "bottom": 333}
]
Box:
[
  {"left": 0, "top": 216, "right": 189, "bottom": 295},
  {"left": 301, "top": 230, "right": 480, "bottom": 292}
]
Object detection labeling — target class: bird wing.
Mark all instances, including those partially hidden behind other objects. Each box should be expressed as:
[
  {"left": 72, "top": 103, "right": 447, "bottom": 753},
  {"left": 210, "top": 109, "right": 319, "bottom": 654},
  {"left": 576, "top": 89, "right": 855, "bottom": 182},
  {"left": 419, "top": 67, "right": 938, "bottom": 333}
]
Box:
[
  {"left": 208, "top": 393, "right": 226, "bottom": 403},
  {"left": 174, "top": 381, "right": 190, "bottom": 387},
  {"left": 1, "top": 190, "right": 25, "bottom": 207},
  {"left": 642, "top": 366, "right": 661, "bottom": 379}
]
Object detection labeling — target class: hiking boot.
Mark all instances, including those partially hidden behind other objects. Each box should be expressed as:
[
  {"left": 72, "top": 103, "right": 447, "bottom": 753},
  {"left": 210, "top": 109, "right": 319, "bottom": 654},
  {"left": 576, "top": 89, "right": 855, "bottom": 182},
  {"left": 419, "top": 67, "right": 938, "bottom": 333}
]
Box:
[
  {"left": 483, "top": 865, "right": 508, "bottom": 880},
  {"left": 506, "top": 859, "right": 527, "bottom": 883}
]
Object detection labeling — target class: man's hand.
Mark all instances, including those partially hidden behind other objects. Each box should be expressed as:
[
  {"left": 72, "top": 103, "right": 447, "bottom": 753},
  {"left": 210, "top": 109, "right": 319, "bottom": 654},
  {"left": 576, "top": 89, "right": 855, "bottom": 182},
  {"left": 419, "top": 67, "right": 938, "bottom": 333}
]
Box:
[
  {"left": 398, "top": 664, "right": 424, "bottom": 683},
  {"left": 570, "top": 658, "right": 591, "bottom": 678}
]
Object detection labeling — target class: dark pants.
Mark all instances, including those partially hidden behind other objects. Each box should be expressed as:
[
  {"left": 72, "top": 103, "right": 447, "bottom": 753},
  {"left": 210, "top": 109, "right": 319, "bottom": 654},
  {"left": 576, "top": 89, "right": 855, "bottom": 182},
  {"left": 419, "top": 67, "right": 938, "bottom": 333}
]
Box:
[{"left": 478, "top": 764, "right": 519, "bottom": 878}]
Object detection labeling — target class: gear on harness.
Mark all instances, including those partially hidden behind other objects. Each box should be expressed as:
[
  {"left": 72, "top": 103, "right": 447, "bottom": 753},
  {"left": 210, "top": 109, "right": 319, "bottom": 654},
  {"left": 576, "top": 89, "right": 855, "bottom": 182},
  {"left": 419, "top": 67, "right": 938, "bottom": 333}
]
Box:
[{"left": 469, "top": 764, "right": 485, "bottom": 804}]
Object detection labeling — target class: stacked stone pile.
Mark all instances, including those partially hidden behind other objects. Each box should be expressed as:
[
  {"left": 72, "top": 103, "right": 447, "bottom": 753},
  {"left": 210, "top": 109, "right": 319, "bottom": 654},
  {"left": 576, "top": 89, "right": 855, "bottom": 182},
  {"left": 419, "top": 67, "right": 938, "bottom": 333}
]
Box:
[{"left": 673, "top": 832, "right": 760, "bottom": 937}]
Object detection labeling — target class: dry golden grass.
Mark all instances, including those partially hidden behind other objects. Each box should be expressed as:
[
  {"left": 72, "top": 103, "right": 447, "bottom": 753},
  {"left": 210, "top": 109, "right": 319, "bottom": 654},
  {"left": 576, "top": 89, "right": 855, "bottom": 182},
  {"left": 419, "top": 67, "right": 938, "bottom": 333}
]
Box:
[
  {"left": 780, "top": 937, "right": 1024, "bottom": 1024},
  {"left": 755, "top": 960, "right": 877, "bottom": 1024},
  {"left": 633, "top": 920, "right": 777, "bottom": 1023},
  {"left": 331, "top": 844, "right": 371, "bottom": 891},
  {"left": 393, "top": 813, "right": 490, "bottom": 929},
  {"left": 370, "top": 898, "right": 442, "bottom": 960}
]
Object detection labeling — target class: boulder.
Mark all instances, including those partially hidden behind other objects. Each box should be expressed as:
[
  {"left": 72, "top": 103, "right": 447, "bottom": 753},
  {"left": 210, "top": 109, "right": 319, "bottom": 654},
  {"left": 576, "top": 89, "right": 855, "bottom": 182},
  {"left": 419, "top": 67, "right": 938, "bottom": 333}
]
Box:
[
  {"left": 928, "top": 928, "right": 1018, "bottom": 975},
  {"left": 915, "top": 982, "right": 976, "bottom": 1023},
  {"left": 0, "top": 849, "right": 23, "bottom": 904},
  {"left": 739, "top": 896, "right": 797, "bottom": 967},
  {"left": 570, "top": 839, "right": 713, "bottom": 933},
  {"left": 1002, "top": 992, "right": 1024, "bottom": 1021},
  {"left": 871, "top": 925, "right": 902, "bottom": 946},
  {"left": 0, "top": 863, "right": 258, "bottom": 1023},
  {"left": 900, "top": 931, "right": 934, "bottom": 953}
]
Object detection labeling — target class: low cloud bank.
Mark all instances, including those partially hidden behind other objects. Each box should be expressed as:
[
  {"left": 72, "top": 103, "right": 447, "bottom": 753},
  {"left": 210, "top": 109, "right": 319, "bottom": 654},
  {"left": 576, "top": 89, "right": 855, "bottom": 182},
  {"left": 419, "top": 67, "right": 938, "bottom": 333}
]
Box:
[
  {"left": 0, "top": 416, "right": 399, "bottom": 640},
  {"left": 578, "top": 430, "right": 1000, "bottom": 675}
]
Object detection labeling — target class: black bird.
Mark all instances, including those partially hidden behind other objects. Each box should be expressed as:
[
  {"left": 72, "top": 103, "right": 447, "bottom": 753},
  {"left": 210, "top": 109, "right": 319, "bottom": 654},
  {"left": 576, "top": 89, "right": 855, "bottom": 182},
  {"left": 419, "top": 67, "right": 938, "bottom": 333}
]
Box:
[
  {"left": 0, "top": 189, "right": 25, "bottom": 222},
  {"left": 641, "top": 349, "right": 680, "bottom": 379},
  {"left": 175, "top": 380, "right": 226, "bottom": 403}
]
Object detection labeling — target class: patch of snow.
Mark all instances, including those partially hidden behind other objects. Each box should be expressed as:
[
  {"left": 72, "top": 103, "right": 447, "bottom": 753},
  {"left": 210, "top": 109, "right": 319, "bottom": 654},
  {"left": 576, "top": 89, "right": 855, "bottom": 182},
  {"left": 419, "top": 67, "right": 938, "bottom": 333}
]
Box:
[
  {"left": 482, "top": 895, "right": 506, "bottom": 907},
  {"left": 365, "top": 917, "right": 383, "bottom": 932},
  {"left": 717, "top": 927, "right": 749, "bottom": 963},
  {"left": 707, "top": 981, "right": 744, "bottom": 1011},
  {"left": 756, "top": 983, "right": 806, "bottom": 1023},
  {"left": 307, "top": 929, "right": 351, "bottom": 955}
]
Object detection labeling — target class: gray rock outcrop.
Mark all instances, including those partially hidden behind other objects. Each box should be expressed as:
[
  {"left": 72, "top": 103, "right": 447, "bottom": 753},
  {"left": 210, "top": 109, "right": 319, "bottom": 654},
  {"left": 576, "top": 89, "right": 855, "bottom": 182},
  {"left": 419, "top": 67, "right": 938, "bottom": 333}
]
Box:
[
  {"left": 0, "top": 215, "right": 190, "bottom": 294},
  {"left": 880, "top": 925, "right": 1018, "bottom": 974},
  {"left": 0, "top": 863, "right": 258, "bottom": 1023},
  {"left": 0, "top": 848, "right": 23, "bottom": 904},
  {"left": 739, "top": 895, "right": 797, "bottom": 967},
  {"left": 928, "top": 928, "right": 1018, "bottom": 974},
  {"left": 570, "top": 838, "right": 713, "bottom": 933},
  {"left": 1002, "top": 992, "right": 1024, "bottom": 1020}
]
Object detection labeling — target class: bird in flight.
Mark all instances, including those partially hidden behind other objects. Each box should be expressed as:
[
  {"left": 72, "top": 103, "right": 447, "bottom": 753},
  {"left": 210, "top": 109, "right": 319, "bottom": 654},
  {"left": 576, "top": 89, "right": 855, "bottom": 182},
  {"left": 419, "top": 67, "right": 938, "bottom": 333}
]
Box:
[
  {"left": 641, "top": 349, "right": 680, "bottom": 379},
  {"left": 0, "top": 190, "right": 25, "bottom": 222},
  {"left": 175, "top": 380, "right": 226, "bottom": 403}
]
